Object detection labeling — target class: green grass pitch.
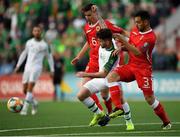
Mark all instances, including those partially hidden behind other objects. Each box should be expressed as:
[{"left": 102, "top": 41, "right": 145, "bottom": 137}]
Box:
[{"left": 0, "top": 101, "right": 180, "bottom": 136}]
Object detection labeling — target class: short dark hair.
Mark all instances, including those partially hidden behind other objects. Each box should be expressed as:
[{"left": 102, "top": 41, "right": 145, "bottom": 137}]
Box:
[
  {"left": 33, "top": 24, "right": 42, "bottom": 30},
  {"left": 134, "top": 10, "right": 150, "bottom": 21},
  {"left": 82, "top": 3, "right": 95, "bottom": 13},
  {"left": 96, "top": 29, "right": 112, "bottom": 40}
]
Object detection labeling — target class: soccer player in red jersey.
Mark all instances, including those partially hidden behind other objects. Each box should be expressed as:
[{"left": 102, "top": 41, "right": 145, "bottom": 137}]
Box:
[
  {"left": 106, "top": 10, "right": 171, "bottom": 130},
  {"left": 71, "top": 3, "right": 129, "bottom": 115}
]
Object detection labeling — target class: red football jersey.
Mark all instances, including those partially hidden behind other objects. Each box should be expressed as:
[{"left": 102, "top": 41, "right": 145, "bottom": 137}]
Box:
[
  {"left": 128, "top": 26, "right": 156, "bottom": 68},
  {"left": 84, "top": 20, "right": 123, "bottom": 64}
]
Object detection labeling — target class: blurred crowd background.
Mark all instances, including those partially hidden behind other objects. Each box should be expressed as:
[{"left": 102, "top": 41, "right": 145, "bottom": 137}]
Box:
[{"left": 0, "top": 0, "right": 180, "bottom": 75}]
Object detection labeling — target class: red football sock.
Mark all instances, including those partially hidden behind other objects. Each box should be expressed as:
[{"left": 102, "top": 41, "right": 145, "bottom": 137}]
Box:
[
  {"left": 154, "top": 103, "right": 170, "bottom": 124},
  {"left": 90, "top": 94, "right": 103, "bottom": 111},
  {"left": 109, "top": 86, "right": 122, "bottom": 109},
  {"left": 104, "top": 98, "right": 112, "bottom": 114}
]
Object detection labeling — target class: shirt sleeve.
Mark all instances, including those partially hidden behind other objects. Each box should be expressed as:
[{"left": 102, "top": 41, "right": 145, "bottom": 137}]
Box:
[
  {"left": 16, "top": 42, "right": 28, "bottom": 68},
  {"left": 105, "top": 20, "right": 123, "bottom": 33},
  {"left": 46, "top": 44, "right": 54, "bottom": 73},
  {"left": 103, "top": 51, "right": 118, "bottom": 72},
  {"left": 83, "top": 25, "right": 89, "bottom": 43},
  {"left": 112, "top": 38, "right": 118, "bottom": 49}
]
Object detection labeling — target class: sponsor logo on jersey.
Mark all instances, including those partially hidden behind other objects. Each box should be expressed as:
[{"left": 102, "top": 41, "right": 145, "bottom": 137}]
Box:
[
  {"left": 86, "top": 29, "right": 92, "bottom": 33},
  {"left": 132, "top": 32, "right": 138, "bottom": 35},
  {"left": 96, "top": 26, "right": 101, "bottom": 32}
]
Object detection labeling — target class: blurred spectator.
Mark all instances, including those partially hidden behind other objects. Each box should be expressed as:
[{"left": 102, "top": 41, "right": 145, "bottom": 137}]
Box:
[
  {"left": 53, "top": 52, "right": 65, "bottom": 101},
  {"left": 45, "top": 22, "right": 58, "bottom": 44},
  {"left": 0, "top": 0, "right": 179, "bottom": 75},
  {"left": 153, "top": 46, "right": 178, "bottom": 71}
]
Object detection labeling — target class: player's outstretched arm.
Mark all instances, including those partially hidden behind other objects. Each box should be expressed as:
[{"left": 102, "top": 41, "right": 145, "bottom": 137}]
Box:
[
  {"left": 114, "top": 34, "right": 141, "bottom": 56},
  {"left": 71, "top": 42, "right": 89, "bottom": 65},
  {"left": 121, "top": 30, "right": 130, "bottom": 38},
  {"left": 13, "top": 66, "right": 19, "bottom": 73},
  {"left": 76, "top": 70, "right": 108, "bottom": 78},
  {"left": 46, "top": 46, "right": 55, "bottom": 74},
  {"left": 47, "top": 53, "right": 54, "bottom": 73},
  {"left": 15, "top": 48, "right": 28, "bottom": 73}
]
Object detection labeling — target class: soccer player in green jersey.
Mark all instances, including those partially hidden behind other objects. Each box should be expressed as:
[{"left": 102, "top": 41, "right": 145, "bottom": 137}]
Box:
[{"left": 76, "top": 28, "right": 134, "bottom": 130}]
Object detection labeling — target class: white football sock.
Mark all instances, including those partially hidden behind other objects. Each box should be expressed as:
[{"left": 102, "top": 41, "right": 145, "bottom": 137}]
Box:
[
  {"left": 32, "top": 98, "right": 38, "bottom": 106},
  {"left": 21, "top": 101, "right": 29, "bottom": 112},
  {"left": 122, "top": 102, "right": 132, "bottom": 123},
  {"left": 151, "top": 99, "right": 159, "bottom": 109},
  {"left": 82, "top": 97, "right": 102, "bottom": 114},
  {"left": 25, "top": 92, "right": 33, "bottom": 103},
  {"left": 21, "top": 92, "right": 33, "bottom": 112}
]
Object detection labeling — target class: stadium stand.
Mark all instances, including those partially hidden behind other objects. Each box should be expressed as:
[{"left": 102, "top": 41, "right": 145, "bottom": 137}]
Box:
[{"left": 0, "top": 0, "right": 179, "bottom": 75}]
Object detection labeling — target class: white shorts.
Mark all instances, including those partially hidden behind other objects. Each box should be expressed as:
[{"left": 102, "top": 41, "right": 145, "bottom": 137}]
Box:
[
  {"left": 83, "top": 78, "right": 122, "bottom": 94},
  {"left": 22, "top": 69, "right": 42, "bottom": 83}
]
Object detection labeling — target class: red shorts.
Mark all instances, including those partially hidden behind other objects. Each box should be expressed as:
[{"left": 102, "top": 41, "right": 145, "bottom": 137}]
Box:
[
  {"left": 113, "top": 64, "right": 154, "bottom": 96},
  {"left": 85, "top": 61, "right": 99, "bottom": 73}
]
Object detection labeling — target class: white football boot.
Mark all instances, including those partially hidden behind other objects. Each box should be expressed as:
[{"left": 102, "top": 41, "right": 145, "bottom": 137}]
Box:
[
  {"left": 31, "top": 99, "right": 38, "bottom": 115},
  {"left": 20, "top": 101, "right": 29, "bottom": 115}
]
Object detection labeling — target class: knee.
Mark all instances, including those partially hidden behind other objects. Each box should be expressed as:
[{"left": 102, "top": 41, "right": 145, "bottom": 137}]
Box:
[
  {"left": 101, "top": 89, "right": 109, "bottom": 99},
  {"left": 144, "top": 95, "right": 155, "bottom": 105},
  {"left": 23, "top": 90, "right": 27, "bottom": 95},
  {"left": 23, "top": 87, "right": 27, "bottom": 94},
  {"left": 102, "top": 96, "right": 109, "bottom": 101},
  {"left": 77, "top": 88, "right": 91, "bottom": 101},
  {"left": 77, "top": 92, "right": 83, "bottom": 101},
  {"left": 106, "top": 72, "right": 120, "bottom": 83}
]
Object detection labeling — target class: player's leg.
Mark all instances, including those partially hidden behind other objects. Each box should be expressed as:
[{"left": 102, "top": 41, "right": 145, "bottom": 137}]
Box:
[
  {"left": 20, "top": 71, "right": 30, "bottom": 115},
  {"left": 101, "top": 89, "right": 112, "bottom": 114},
  {"left": 23, "top": 83, "right": 28, "bottom": 94},
  {"left": 106, "top": 82, "right": 134, "bottom": 130},
  {"left": 20, "top": 83, "right": 28, "bottom": 115},
  {"left": 144, "top": 94, "right": 171, "bottom": 129},
  {"left": 77, "top": 78, "right": 110, "bottom": 126},
  {"left": 28, "top": 82, "right": 38, "bottom": 115},
  {"left": 28, "top": 70, "right": 41, "bottom": 115},
  {"left": 136, "top": 72, "right": 171, "bottom": 130},
  {"left": 106, "top": 66, "right": 134, "bottom": 119},
  {"left": 106, "top": 66, "right": 135, "bottom": 130},
  {"left": 108, "top": 83, "right": 124, "bottom": 118},
  {"left": 121, "top": 99, "right": 135, "bottom": 130},
  {"left": 82, "top": 77, "right": 103, "bottom": 111},
  {"left": 20, "top": 82, "right": 35, "bottom": 115}
]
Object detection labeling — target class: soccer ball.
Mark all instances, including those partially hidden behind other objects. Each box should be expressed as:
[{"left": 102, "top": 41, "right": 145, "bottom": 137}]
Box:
[{"left": 7, "top": 97, "right": 23, "bottom": 113}]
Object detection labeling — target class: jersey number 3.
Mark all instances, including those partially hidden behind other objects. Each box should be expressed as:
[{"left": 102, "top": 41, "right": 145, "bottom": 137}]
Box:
[{"left": 143, "top": 77, "right": 151, "bottom": 88}]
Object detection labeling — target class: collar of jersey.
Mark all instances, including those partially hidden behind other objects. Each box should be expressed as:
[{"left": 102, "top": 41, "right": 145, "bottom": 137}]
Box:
[
  {"left": 88, "top": 20, "right": 99, "bottom": 28},
  {"left": 139, "top": 29, "right": 152, "bottom": 34},
  {"left": 106, "top": 46, "right": 114, "bottom": 51},
  {"left": 33, "top": 38, "right": 42, "bottom": 42}
]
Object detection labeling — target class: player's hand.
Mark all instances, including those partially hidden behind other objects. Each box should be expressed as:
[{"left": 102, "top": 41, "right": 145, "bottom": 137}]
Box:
[
  {"left": 91, "top": 5, "right": 97, "bottom": 13},
  {"left": 13, "top": 67, "right": 19, "bottom": 74},
  {"left": 76, "top": 71, "right": 87, "bottom": 78},
  {"left": 50, "top": 72, "right": 54, "bottom": 79},
  {"left": 112, "top": 48, "right": 121, "bottom": 56},
  {"left": 113, "top": 34, "right": 126, "bottom": 43},
  {"left": 71, "top": 57, "right": 79, "bottom": 65}
]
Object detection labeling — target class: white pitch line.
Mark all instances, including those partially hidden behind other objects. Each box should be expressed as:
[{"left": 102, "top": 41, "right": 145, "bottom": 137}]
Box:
[
  {"left": 0, "top": 122, "right": 180, "bottom": 133},
  {"left": 47, "top": 129, "right": 180, "bottom": 136}
]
